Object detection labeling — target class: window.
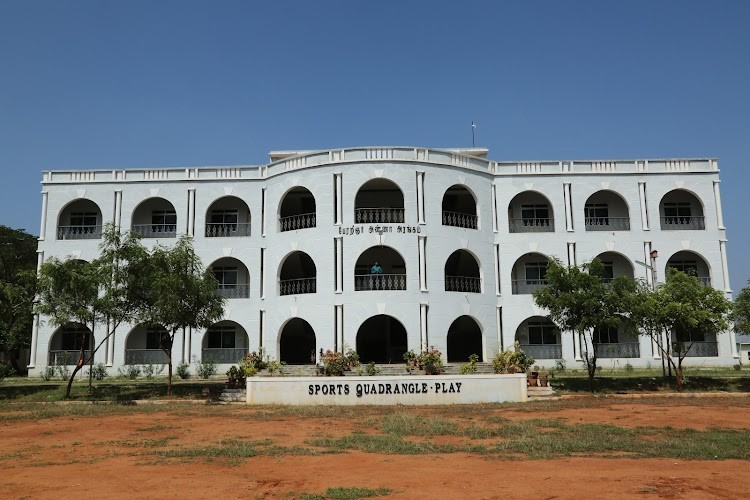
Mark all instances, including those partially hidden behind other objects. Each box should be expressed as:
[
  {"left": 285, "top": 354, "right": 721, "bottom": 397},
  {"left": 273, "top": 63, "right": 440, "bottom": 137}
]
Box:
[
  {"left": 209, "top": 210, "right": 238, "bottom": 228},
  {"left": 207, "top": 326, "right": 235, "bottom": 349},
  {"left": 668, "top": 260, "right": 698, "bottom": 276},
  {"left": 146, "top": 328, "right": 170, "bottom": 350},
  {"left": 528, "top": 321, "right": 558, "bottom": 345},
  {"left": 61, "top": 326, "right": 91, "bottom": 350},
  {"left": 600, "top": 261, "right": 614, "bottom": 282},
  {"left": 675, "top": 325, "right": 705, "bottom": 343},
  {"left": 70, "top": 212, "right": 98, "bottom": 228},
  {"left": 213, "top": 267, "right": 238, "bottom": 288},
  {"left": 521, "top": 205, "right": 549, "bottom": 226},
  {"left": 585, "top": 204, "right": 609, "bottom": 225},
  {"left": 151, "top": 210, "right": 176, "bottom": 231},
  {"left": 664, "top": 202, "right": 692, "bottom": 222},
  {"left": 525, "top": 262, "right": 548, "bottom": 283},
  {"left": 593, "top": 326, "right": 619, "bottom": 344}
]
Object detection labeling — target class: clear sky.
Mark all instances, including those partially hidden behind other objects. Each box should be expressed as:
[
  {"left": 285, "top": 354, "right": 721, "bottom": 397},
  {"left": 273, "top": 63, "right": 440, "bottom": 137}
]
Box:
[{"left": 1, "top": 1, "right": 748, "bottom": 291}]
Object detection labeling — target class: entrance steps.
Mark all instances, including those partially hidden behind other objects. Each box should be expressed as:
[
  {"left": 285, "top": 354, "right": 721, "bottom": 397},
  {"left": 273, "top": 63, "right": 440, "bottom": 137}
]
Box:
[
  {"left": 527, "top": 385, "right": 560, "bottom": 401},
  {"left": 218, "top": 388, "right": 246, "bottom": 403}
]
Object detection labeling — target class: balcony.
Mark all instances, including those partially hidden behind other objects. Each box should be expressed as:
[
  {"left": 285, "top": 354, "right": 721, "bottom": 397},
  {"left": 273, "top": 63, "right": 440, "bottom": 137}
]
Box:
[
  {"left": 205, "top": 223, "right": 251, "bottom": 238},
  {"left": 660, "top": 216, "right": 705, "bottom": 230},
  {"left": 673, "top": 341, "right": 718, "bottom": 357},
  {"left": 202, "top": 348, "right": 247, "bottom": 364},
  {"left": 442, "top": 211, "right": 478, "bottom": 229},
  {"left": 355, "top": 208, "right": 405, "bottom": 224},
  {"left": 125, "top": 349, "right": 170, "bottom": 365},
  {"left": 48, "top": 350, "right": 92, "bottom": 366},
  {"left": 215, "top": 284, "right": 250, "bottom": 299},
  {"left": 512, "top": 279, "right": 548, "bottom": 295},
  {"left": 585, "top": 217, "right": 630, "bottom": 231},
  {"left": 355, "top": 273, "right": 407, "bottom": 291},
  {"left": 509, "top": 218, "right": 554, "bottom": 233},
  {"left": 57, "top": 225, "right": 103, "bottom": 240},
  {"left": 132, "top": 224, "right": 177, "bottom": 238},
  {"left": 279, "top": 277, "right": 316, "bottom": 296},
  {"left": 280, "top": 212, "right": 316, "bottom": 232},
  {"left": 519, "top": 344, "right": 562, "bottom": 360},
  {"left": 445, "top": 275, "right": 481, "bottom": 293},
  {"left": 594, "top": 342, "right": 640, "bottom": 358}
]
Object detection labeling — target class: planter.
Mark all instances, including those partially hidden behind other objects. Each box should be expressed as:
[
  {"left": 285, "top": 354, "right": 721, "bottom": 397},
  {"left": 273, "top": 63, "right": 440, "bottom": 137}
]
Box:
[
  {"left": 538, "top": 374, "right": 548, "bottom": 387},
  {"left": 527, "top": 374, "right": 538, "bottom": 387}
]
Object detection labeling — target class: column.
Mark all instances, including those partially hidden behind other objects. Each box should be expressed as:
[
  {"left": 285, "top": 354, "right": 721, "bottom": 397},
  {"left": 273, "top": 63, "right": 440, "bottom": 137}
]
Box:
[
  {"left": 335, "top": 173, "right": 342, "bottom": 225},
  {"left": 113, "top": 190, "right": 123, "bottom": 229},
  {"left": 493, "top": 243, "right": 500, "bottom": 295},
  {"left": 496, "top": 306, "right": 503, "bottom": 352},
  {"left": 185, "top": 327, "right": 192, "bottom": 364},
  {"left": 567, "top": 242, "right": 576, "bottom": 267},
  {"left": 563, "top": 183, "right": 573, "bottom": 231},
  {"left": 643, "top": 242, "right": 653, "bottom": 287},
  {"left": 713, "top": 181, "right": 725, "bottom": 230},
  {"left": 416, "top": 171, "right": 425, "bottom": 224},
  {"left": 187, "top": 189, "right": 196, "bottom": 237},
  {"left": 39, "top": 191, "right": 49, "bottom": 240},
  {"left": 335, "top": 304, "right": 344, "bottom": 352},
  {"left": 259, "top": 309, "right": 266, "bottom": 349},
  {"left": 638, "top": 182, "right": 650, "bottom": 230},
  {"left": 106, "top": 322, "right": 115, "bottom": 366},
  {"left": 335, "top": 237, "right": 343, "bottom": 293},
  {"left": 260, "top": 247, "right": 266, "bottom": 299},
  {"left": 651, "top": 335, "right": 661, "bottom": 359},
  {"left": 719, "top": 240, "right": 731, "bottom": 292},
  {"left": 419, "top": 302, "right": 428, "bottom": 351},
  {"left": 418, "top": 235, "right": 427, "bottom": 291},
  {"left": 261, "top": 188, "right": 267, "bottom": 237},
  {"left": 491, "top": 184, "right": 498, "bottom": 232},
  {"left": 574, "top": 331, "right": 582, "bottom": 361},
  {"left": 28, "top": 314, "right": 40, "bottom": 369}
]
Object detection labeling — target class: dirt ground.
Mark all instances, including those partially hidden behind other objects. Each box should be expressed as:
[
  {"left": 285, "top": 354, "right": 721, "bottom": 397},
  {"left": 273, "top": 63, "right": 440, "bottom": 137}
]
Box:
[{"left": 2, "top": 395, "right": 750, "bottom": 499}]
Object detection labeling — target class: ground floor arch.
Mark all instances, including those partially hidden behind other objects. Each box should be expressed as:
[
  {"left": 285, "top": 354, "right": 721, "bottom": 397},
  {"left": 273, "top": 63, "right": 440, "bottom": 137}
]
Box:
[
  {"left": 202, "top": 320, "right": 249, "bottom": 364},
  {"left": 279, "top": 318, "right": 316, "bottom": 364},
  {"left": 48, "top": 323, "right": 94, "bottom": 366},
  {"left": 356, "top": 315, "right": 408, "bottom": 363},
  {"left": 446, "top": 315, "right": 483, "bottom": 362}
]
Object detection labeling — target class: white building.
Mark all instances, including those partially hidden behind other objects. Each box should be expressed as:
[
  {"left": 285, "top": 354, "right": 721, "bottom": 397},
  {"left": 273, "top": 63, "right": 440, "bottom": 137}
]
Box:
[{"left": 29, "top": 147, "right": 738, "bottom": 375}]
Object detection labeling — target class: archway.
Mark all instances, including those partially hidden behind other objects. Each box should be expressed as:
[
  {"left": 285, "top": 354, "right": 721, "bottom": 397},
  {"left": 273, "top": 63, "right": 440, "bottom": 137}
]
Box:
[
  {"left": 507, "top": 191, "right": 554, "bottom": 233},
  {"left": 447, "top": 316, "right": 483, "bottom": 362},
  {"left": 279, "top": 251, "right": 317, "bottom": 295},
  {"left": 584, "top": 190, "right": 630, "bottom": 231},
  {"left": 57, "top": 199, "right": 103, "bottom": 240},
  {"left": 131, "top": 197, "right": 177, "bottom": 238},
  {"left": 442, "top": 185, "right": 477, "bottom": 229},
  {"left": 202, "top": 320, "right": 249, "bottom": 364},
  {"left": 355, "top": 178, "right": 405, "bottom": 223},
  {"left": 279, "top": 187, "right": 316, "bottom": 231},
  {"left": 444, "top": 249, "right": 481, "bottom": 292},
  {"left": 48, "top": 323, "right": 94, "bottom": 366},
  {"left": 205, "top": 196, "right": 251, "bottom": 237},
  {"left": 279, "top": 318, "right": 316, "bottom": 364},
  {"left": 356, "top": 315, "right": 408, "bottom": 363},
  {"left": 354, "top": 246, "right": 406, "bottom": 291}
]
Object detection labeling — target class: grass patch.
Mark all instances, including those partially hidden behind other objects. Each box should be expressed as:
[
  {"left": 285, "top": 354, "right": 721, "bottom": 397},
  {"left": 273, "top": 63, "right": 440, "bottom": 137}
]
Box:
[
  {"left": 552, "top": 374, "right": 750, "bottom": 393},
  {"left": 153, "top": 438, "right": 320, "bottom": 466},
  {"left": 290, "top": 486, "right": 393, "bottom": 500},
  {"left": 379, "top": 413, "right": 458, "bottom": 436},
  {"left": 0, "top": 380, "right": 226, "bottom": 402}
]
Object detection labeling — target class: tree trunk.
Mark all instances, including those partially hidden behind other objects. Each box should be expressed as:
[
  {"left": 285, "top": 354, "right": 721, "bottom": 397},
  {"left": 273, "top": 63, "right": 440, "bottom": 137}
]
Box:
[
  {"left": 65, "top": 351, "right": 86, "bottom": 398},
  {"left": 166, "top": 350, "right": 173, "bottom": 397}
]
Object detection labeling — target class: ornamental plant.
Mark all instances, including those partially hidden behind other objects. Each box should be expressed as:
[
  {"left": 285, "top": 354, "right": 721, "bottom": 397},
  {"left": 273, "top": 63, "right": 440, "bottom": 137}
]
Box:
[
  {"left": 322, "top": 349, "right": 347, "bottom": 376},
  {"left": 492, "top": 341, "right": 535, "bottom": 374},
  {"left": 419, "top": 346, "right": 444, "bottom": 375}
]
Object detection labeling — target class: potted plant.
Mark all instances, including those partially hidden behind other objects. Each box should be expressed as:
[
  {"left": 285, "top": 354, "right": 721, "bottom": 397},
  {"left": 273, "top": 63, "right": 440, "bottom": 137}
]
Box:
[{"left": 419, "top": 347, "right": 444, "bottom": 375}]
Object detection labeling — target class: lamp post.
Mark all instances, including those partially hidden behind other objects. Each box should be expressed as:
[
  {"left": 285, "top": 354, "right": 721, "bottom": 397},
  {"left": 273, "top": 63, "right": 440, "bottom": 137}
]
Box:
[{"left": 636, "top": 249, "right": 659, "bottom": 290}]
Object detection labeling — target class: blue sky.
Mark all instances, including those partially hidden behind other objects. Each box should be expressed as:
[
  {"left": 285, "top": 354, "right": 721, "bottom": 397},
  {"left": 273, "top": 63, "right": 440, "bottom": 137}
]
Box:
[{"left": 1, "top": 1, "right": 748, "bottom": 290}]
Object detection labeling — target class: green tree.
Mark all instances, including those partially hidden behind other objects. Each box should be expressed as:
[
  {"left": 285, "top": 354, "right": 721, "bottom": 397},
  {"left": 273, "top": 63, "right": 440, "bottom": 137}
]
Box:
[
  {"left": 732, "top": 281, "right": 750, "bottom": 334},
  {"left": 137, "top": 236, "right": 224, "bottom": 395},
  {"left": 532, "top": 258, "right": 636, "bottom": 388},
  {"left": 0, "top": 226, "right": 38, "bottom": 374}
]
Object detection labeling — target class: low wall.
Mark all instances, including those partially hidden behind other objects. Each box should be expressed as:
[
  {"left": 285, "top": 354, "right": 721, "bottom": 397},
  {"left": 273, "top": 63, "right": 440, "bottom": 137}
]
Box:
[{"left": 246, "top": 374, "right": 527, "bottom": 405}]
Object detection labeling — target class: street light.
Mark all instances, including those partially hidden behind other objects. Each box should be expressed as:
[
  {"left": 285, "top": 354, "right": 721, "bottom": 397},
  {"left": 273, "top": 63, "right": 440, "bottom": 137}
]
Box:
[{"left": 635, "top": 249, "right": 659, "bottom": 290}]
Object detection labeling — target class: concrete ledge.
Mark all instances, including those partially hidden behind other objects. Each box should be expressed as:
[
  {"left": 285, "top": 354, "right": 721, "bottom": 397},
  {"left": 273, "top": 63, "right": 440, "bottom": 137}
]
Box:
[{"left": 246, "top": 374, "right": 528, "bottom": 405}]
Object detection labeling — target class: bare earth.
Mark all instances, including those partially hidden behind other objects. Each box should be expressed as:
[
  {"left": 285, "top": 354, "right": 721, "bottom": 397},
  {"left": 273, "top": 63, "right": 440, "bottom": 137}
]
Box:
[{"left": 2, "top": 395, "right": 749, "bottom": 499}]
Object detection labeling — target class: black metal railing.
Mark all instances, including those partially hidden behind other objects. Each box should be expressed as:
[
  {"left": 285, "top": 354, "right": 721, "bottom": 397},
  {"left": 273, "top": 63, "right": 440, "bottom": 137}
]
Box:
[
  {"left": 442, "top": 211, "right": 478, "bottom": 229},
  {"left": 279, "top": 277, "right": 317, "bottom": 295},
  {"left": 57, "top": 225, "right": 103, "bottom": 240},
  {"left": 509, "top": 218, "right": 554, "bottom": 233},
  {"left": 131, "top": 224, "right": 177, "bottom": 238},
  {"left": 519, "top": 344, "right": 562, "bottom": 359},
  {"left": 660, "top": 216, "right": 705, "bottom": 230},
  {"left": 215, "top": 284, "right": 250, "bottom": 299},
  {"left": 124, "top": 349, "right": 170, "bottom": 365},
  {"left": 280, "top": 213, "right": 316, "bottom": 231},
  {"left": 355, "top": 208, "right": 405, "bottom": 224},
  {"left": 445, "top": 275, "right": 481, "bottom": 293},
  {"left": 355, "top": 273, "right": 407, "bottom": 291},
  {"left": 594, "top": 342, "right": 640, "bottom": 358},
  {"left": 48, "top": 350, "right": 92, "bottom": 366},
  {"left": 202, "top": 348, "right": 248, "bottom": 364},
  {"left": 512, "top": 279, "right": 548, "bottom": 294},
  {"left": 585, "top": 217, "right": 630, "bottom": 231},
  {"left": 673, "top": 341, "right": 718, "bottom": 357},
  {"left": 205, "top": 223, "right": 251, "bottom": 238}
]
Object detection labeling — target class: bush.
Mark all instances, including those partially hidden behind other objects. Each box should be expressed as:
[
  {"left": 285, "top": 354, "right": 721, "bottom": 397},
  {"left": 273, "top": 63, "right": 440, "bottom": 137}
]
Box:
[
  {"left": 322, "top": 350, "right": 347, "bottom": 376},
  {"left": 624, "top": 363, "right": 634, "bottom": 373},
  {"left": 142, "top": 364, "right": 165, "bottom": 379},
  {"left": 493, "top": 341, "right": 535, "bottom": 374},
  {"left": 460, "top": 354, "right": 479, "bottom": 374},
  {"left": 733, "top": 364, "right": 742, "bottom": 371},
  {"left": 117, "top": 365, "right": 142, "bottom": 380},
  {"left": 41, "top": 366, "right": 55, "bottom": 381},
  {"left": 55, "top": 364, "right": 70, "bottom": 380},
  {"left": 265, "top": 360, "right": 284, "bottom": 375},
  {"left": 194, "top": 356, "right": 217, "bottom": 379},
  {"left": 87, "top": 363, "right": 108, "bottom": 380},
  {"left": 364, "top": 361, "right": 380, "bottom": 376},
  {"left": 554, "top": 359, "right": 566, "bottom": 372},
  {"left": 0, "top": 363, "right": 15, "bottom": 381},
  {"left": 404, "top": 347, "right": 444, "bottom": 375},
  {"left": 176, "top": 362, "right": 191, "bottom": 379}
]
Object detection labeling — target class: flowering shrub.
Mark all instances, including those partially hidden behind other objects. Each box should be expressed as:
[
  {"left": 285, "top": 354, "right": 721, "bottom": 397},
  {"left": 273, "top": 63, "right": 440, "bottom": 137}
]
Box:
[
  {"left": 492, "top": 341, "right": 535, "bottom": 374},
  {"left": 322, "top": 349, "right": 348, "bottom": 376},
  {"left": 403, "top": 347, "right": 444, "bottom": 375}
]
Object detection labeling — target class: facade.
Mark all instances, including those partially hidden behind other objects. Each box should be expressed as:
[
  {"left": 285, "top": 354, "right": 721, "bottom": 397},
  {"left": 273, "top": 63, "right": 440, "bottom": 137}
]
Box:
[{"left": 29, "top": 147, "right": 738, "bottom": 376}]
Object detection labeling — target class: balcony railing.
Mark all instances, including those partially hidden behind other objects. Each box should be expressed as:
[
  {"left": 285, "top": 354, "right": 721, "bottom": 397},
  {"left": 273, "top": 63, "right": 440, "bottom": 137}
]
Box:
[
  {"left": 660, "top": 216, "right": 706, "bottom": 230},
  {"left": 355, "top": 273, "right": 407, "bottom": 291},
  {"left": 355, "top": 208, "right": 405, "bottom": 224},
  {"left": 49, "top": 350, "right": 92, "bottom": 366},
  {"left": 509, "top": 218, "right": 554, "bottom": 233},
  {"left": 585, "top": 217, "right": 630, "bottom": 231},
  {"left": 132, "top": 224, "right": 177, "bottom": 238},
  {"left": 512, "top": 279, "right": 548, "bottom": 295},
  {"left": 280, "top": 212, "right": 316, "bottom": 232},
  {"left": 202, "top": 348, "right": 248, "bottom": 364},
  {"left": 442, "top": 211, "right": 478, "bottom": 229},
  {"left": 593, "top": 342, "right": 640, "bottom": 358},
  {"left": 215, "top": 284, "right": 250, "bottom": 299},
  {"left": 673, "top": 341, "right": 719, "bottom": 357},
  {"left": 445, "top": 275, "right": 481, "bottom": 293},
  {"left": 279, "top": 277, "right": 317, "bottom": 295},
  {"left": 125, "top": 349, "right": 170, "bottom": 365},
  {"left": 519, "top": 344, "right": 562, "bottom": 360},
  {"left": 57, "top": 225, "right": 102, "bottom": 240},
  {"left": 205, "top": 223, "right": 251, "bottom": 238}
]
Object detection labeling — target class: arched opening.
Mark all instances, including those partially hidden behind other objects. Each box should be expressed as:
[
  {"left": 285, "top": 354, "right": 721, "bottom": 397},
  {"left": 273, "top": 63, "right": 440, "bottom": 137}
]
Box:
[
  {"left": 593, "top": 252, "right": 635, "bottom": 282},
  {"left": 57, "top": 199, "right": 103, "bottom": 240},
  {"left": 515, "top": 317, "right": 561, "bottom": 360},
  {"left": 354, "top": 246, "right": 406, "bottom": 291},
  {"left": 354, "top": 178, "right": 405, "bottom": 223},
  {"left": 279, "top": 318, "right": 316, "bottom": 364},
  {"left": 447, "top": 316, "right": 483, "bottom": 362},
  {"left": 279, "top": 187, "right": 316, "bottom": 231},
  {"left": 209, "top": 257, "right": 250, "bottom": 299},
  {"left": 511, "top": 253, "right": 550, "bottom": 294},
  {"left": 48, "top": 323, "right": 94, "bottom": 366},
  {"left": 442, "top": 185, "right": 477, "bottom": 229},
  {"left": 659, "top": 189, "right": 705, "bottom": 230},
  {"left": 279, "top": 251, "right": 317, "bottom": 295},
  {"left": 671, "top": 325, "right": 719, "bottom": 357},
  {"left": 205, "top": 196, "right": 251, "bottom": 237},
  {"left": 124, "top": 324, "right": 170, "bottom": 365},
  {"left": 666, "top": 250, "right": 711, "bottom": 286},
  {"left": 131, "top": 198, "right": 177, "bottom": 238},
  {"left": 508, "top": 191, "right": 554, "bottom": 233},
  {"left": 202, "top": 320, "right": 249, "bottom": 364},
  {"left": 584, "top": 190, "right": 630, "bottom": 231},
  {"left": 444, "top": 250, "right": 481, "bottom": 293},
  {"left": 356, "top": 315, "right": 408, "bottom": 363},
  {"left": 592, "top": 326, "right": 640, "bottom": 358}
]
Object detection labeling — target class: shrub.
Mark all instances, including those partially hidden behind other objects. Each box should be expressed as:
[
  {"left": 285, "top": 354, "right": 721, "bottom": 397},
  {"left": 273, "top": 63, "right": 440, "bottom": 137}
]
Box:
[
  {"left": 244, "top": 348, "right": 269, "bottom": 371},
  {"left": 194, "top": 356, "right": 218, "bottom": 379},
  {"left": 733, "top": 364, "right": 742, "bottom": 371},
  {"left": 460, "top": 353, "right": 479, "bottom": 374},
  {"left": 624, "top": 363, "right": 634, "bottom": 373},
  {"left": 554, "top": 359, "right": 566, "bottom": 372},
  {"left": 176, "top": 362, "right": 191, "bottom": 379},
  {"left": 118, "top": 365, "right": 142, "bottom": 380},
  {"left": 420, "top": 347, "right": 444, "bottom": 375},
  {"left": 322, "top": 349, "right": 347, "bottom": 376},
  {"left": 55, "top": 364, "right": 70, "bottom": 380},
  {"left": 364, "top": 361, "right": 380, "bottom": 376},
  {"left": 226, "top": 365, "right": 246, "bottom": 388},
  {"left": 41, "top": 366, "right": 55, "bottom": 381},
  {"left": 493, "top": 341, "right": 535, "bottom": 374},
  {"left": 265, "top": 360, "right": 284, "bottom": 375},
  {"left": 142, "top": 364, "right": 165, "bottom": 379},
  {"left": 0, "top": 363, "right": 14, "bottom": 381},
  {"left": 87, "top": 362, "right": 108, "bottom": 381}
]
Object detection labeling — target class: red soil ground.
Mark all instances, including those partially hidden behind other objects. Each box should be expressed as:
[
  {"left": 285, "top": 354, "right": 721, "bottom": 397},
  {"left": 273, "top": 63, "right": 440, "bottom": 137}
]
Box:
[{"left": 2, "top": 395, "right": 749, "bottom": 499}]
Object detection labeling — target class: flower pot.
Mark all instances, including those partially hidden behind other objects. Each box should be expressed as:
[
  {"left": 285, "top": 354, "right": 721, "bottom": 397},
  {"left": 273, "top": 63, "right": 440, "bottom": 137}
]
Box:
[
  {"left": 538, "top": 374, "right": 548, "bottom": 387},
  {"left": 527, "top": 374, "right": 538, "bottom": 387}
]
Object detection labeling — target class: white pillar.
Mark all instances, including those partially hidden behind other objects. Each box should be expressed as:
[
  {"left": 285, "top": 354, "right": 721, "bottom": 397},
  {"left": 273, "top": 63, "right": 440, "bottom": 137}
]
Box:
[
  {"left": 259, "top": 309, "right": 266, "bottom": 351},
  {"left": 491, "top": 184, "right": 498, "bottom": 233},
  {"left": 36, "top": 250, "right": 44, "bottom": 272},
  {"left": 261, "top": 188, "right": 267, "bottom": 237},
  {"left": 260, "top": 247, "right": 266, "bottom": 299},
  {"left": 563, "top": 183, "right": 573, "bottom": 231},
  {"left": 418, "top": 235, "right": 427, "bottom": 291},
  {"left": 643, "top": 241, "right": 653, "bottom": 287},
  {"left": 651, "top": 335, "right": 661, "bottom": 359},
  {"left": 574, "top": 331, "right": 583, "bottom": 361},
  {"left": 114, "top": 190, "right": 123, "bottom": 229},
  {"left": 185, "top": 327, "right": 193, "bottom": 364},
  {"left": 419, "top": 302, "right": 428, "bottom": 351},
  {"left": 106, "top": 322, "right": 115, "bottom": 366},
  {"left": 28, "top": 314, "right": 40, "bottom": 369},
  {"left": 493, "top": 244, "right": 500, "bottom": 296},
  {"left": 638, "top": 182, "right": 650, "bottom": 230},
  {"left": 335, "top": 236, "right": 343, "bottom": 293},
  {"left": 335, "top": 304, "right": 344, "bottom": 352},
  {"left": 496, "top": 306, "right": 503, "bottom": 352},
  {"left": 39, "top": 191, "right": 49, "bottom": 240},
  {"left": 719, "top": 240, "right": 731, "bottom": 292},
  {"left": 335, "top": 173, "right": 342, "bottom": 225},
  {"left": 567, "top": 242, "right": 576, "bottom": 267},
  {"left": 713, "top": 181, "right": 725, "bottom": 229},
  {"left": 416, "top": 171, "right": 425, "bottom": 224},
  {"left": 187, "top": 189, "right": 196, "bottom": 237}
]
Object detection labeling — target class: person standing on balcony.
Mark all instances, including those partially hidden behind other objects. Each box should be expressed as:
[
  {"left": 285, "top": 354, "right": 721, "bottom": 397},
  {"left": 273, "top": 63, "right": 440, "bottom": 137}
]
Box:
[{"left": 370, "top": 261, "right": 383, "bottom": 274}]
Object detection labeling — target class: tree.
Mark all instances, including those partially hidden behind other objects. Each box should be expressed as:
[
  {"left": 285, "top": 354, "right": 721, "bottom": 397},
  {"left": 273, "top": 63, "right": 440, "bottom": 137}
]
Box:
[
  {"left": 732, "top": 281, "right": 750, "bottom": 334},
  {"left": 532, "top": 258, "right": 636, "bottom": 389},
  {"left": 35, "top": 225, "right": 148, "bottom": 397},
  {"left": 0, "top": 226, "right": 38, "bottom": 374},
  {"left": 137, "top": 236, "right": 224, "bottom": 396}
]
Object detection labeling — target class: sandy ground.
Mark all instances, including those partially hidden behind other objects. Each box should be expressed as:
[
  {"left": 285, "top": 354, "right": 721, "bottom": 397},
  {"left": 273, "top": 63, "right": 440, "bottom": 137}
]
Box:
[{"left": 1, "top": 395, "right": 749, "bottom": 499}]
